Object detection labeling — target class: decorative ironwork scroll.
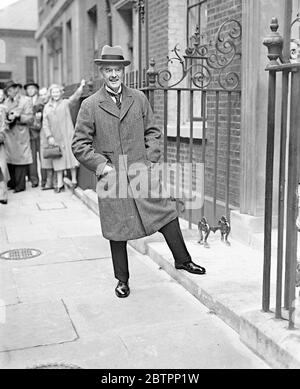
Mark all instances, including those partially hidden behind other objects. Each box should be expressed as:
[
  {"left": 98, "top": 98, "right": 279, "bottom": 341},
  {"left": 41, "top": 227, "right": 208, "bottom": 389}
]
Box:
[
  {"left": 149, "top": 18, "right": 241, "bottom": 90},
  {"left": 291, "top": 14, "right": 300, "bottom": 63}
]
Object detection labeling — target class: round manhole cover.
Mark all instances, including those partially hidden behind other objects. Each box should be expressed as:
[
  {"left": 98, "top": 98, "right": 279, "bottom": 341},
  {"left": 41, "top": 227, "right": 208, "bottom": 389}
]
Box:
[
  {"left": 0, "top": 249, "right": 42, "bottom": 260},
  {"left": 29, "top": 363, "right": 82, "bottom": 369}
]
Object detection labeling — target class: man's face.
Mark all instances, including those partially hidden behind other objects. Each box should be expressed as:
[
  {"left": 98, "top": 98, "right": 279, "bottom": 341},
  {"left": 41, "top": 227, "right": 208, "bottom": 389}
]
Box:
[
  {"left": 26, "top": 85, "right": 38, "bottom": 98},
  {"left": 39, "top": 88, "right": 49, "bottom": 104},
  {"left": 50, "top": 87, "right": 62, "bottom": 101},
  {"left": 6, "top": 86, "right": 19, "bottom": 100},
  {"left": 101, "top": 64, "right": 124, "bottom": 92}
]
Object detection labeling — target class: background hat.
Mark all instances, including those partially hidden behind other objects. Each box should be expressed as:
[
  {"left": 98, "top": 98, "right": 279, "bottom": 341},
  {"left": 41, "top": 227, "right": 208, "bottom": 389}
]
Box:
[
  {"left": 24, "top": 80, "right": 39, "bottom": 90},
  {"left": 94, "top": 45, "right": 131, "bottom": 66},
  {"left": 4, "top": 80, "right": 22, "bottom": 92}
]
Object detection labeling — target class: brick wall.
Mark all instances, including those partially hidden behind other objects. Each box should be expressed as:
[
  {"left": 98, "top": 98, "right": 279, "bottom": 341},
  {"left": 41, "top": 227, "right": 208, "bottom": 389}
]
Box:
[{"left": 205, "top": 0, "right": 242, "bottom": 208}]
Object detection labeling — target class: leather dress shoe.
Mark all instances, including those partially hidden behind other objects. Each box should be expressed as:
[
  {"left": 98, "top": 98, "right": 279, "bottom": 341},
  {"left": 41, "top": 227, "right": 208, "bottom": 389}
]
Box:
[
  {"left": 0, "top": 200, "right": 7, "bottom": 205},
  {"left": 42, "top": 186, "right": 54, "bottom": 191},
  {"left": 115, "top": 281, "right": 130, "bottom": 298},
  {"left": 32, "top": 183, "right": 39, "bottom": 188},
  {"left": 175, "top": 261, "right": 206, "bottom": 275}
]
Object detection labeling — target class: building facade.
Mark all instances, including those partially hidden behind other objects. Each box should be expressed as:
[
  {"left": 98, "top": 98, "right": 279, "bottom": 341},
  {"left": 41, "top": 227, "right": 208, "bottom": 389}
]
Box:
[
  {"left": 36, "top": 0, "right": 112, "bottom": 86},
  {"left": 0, "top": 0, "right": 38, "bottom": 88}
]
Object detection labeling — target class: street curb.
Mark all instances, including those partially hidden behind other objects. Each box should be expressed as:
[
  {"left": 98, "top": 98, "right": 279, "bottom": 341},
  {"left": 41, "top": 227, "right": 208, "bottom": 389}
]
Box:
[{"left": 66, "top": 179, "right": 300, "bottom": 369}]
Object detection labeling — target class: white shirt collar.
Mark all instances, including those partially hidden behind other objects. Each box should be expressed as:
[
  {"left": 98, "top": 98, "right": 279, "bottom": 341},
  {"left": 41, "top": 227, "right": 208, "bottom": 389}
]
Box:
[{"left": 105, "top": 85, "right": 122, "bottom": 95}]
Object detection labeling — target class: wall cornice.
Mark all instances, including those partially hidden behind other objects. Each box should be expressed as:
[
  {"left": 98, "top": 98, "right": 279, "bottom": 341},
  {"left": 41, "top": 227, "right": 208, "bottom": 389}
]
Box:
[{"left": 0, "top": 29, "right": 36, "bottom": 38}]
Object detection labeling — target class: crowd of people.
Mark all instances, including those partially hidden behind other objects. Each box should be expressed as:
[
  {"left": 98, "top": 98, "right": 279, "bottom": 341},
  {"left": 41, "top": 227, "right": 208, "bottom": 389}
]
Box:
[{"left": 0, "top": 79, "right": 86, "bottom": 204}]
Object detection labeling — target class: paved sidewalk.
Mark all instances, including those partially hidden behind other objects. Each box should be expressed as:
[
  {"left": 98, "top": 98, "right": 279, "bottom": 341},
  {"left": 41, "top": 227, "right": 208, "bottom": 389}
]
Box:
[{"left": 0, "top": 184, "right": 268, "bottom": 369}]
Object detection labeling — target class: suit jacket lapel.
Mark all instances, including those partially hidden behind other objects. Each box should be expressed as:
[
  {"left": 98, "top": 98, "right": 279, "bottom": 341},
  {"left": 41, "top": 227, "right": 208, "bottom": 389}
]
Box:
[
  {"left": 120, "top": 85, "right": 134, "bottom": 121},
  {"left": 98, "top": 85, "right": 134, "bottom": 120},
  {"left": 98, "top": 86, "right": 120, "bottom": 118}
]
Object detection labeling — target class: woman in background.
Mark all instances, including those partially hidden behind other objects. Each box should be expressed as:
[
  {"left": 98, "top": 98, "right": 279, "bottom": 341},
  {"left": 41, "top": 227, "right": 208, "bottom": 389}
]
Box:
[
  {"left": 0, "top": 89, "right": 9, "bottom": 204},
  {"left": 42, "top": 80, "right": 85, "bottom": 193}
]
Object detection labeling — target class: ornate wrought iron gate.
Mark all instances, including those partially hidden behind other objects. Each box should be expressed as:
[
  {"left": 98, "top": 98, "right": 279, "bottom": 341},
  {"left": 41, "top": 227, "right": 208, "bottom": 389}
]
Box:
[{"left": 126, "top": 18, "right": 241, "bottom": 246}]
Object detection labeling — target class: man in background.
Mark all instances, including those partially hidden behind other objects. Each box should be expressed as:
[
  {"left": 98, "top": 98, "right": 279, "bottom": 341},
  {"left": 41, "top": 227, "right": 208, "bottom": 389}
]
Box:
[
  {"left": 4, "top": 80, "right": 33, "bottom": 193},
  {"left": 25, "top": 81, "right": 47, "bottom": 188}
]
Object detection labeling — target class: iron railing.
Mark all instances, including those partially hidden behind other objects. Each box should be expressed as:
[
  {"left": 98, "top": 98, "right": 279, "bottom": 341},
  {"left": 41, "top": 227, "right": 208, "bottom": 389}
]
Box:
[{"left": 263, "top": 17, "right": 300, "bottom": 329}]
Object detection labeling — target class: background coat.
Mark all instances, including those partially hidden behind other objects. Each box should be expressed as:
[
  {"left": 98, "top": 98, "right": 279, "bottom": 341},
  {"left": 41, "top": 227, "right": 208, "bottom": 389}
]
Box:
[
  {"left": 0, "top": 105, "right": 10, "bottom": 182},
  {"left": 42, "top": 98, "right": 79, "bottom": 172},
  {"left": 72, "top": 85, "right": 178, "bottom": 241},
  {"left": 4, "top": 94, "right": 33, "bottom": 166}
]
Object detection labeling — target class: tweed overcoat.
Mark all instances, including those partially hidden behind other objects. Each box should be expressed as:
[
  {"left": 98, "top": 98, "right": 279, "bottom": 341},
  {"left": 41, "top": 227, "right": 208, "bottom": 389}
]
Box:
[
  {"left": 4, "top": 95, "right": 33, "bottom": 165},
  {"left": 72, "top": 85, "right": 178, "bottom": 241}
]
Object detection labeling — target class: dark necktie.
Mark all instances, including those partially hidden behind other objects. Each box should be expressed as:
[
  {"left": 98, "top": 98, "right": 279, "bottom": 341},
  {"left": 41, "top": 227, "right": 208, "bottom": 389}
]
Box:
[{"left": 107, "top": 91, "right": 122, "bottom": 110}]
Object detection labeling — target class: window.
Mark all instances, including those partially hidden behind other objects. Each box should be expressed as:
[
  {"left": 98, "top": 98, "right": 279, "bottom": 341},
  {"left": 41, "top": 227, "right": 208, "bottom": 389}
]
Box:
[
  {"left": 0, "top": 40, "right": 6, "bottom": 64},
  {"left": 187, "top": 0, "right": 208, "bottom": 47},
  {"left": 26, "top": 56, "right": 38, "bottom": 83},
  {"left": 88, "top": 6, "right": 98, "bottom": 54},
  {"left": 66, "top": 19, "right": 73, "bottom": 84}
]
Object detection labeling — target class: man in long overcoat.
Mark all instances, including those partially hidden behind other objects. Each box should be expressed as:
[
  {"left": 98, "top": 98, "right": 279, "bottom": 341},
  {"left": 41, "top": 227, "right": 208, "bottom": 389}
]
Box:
[
  {"left": 72, "top": 46, "right": 206, "bottom": 298},
  {"left": 24, "top": 81, "right": 47, "bottom": 188},
  {"left": 4, "top": 81, "right": 33, "bottom": 192}
]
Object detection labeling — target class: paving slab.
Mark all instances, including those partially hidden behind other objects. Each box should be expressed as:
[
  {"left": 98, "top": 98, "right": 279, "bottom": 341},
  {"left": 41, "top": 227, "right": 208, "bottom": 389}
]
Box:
[
  {"left": 51, "top": 220, "right": 100, "bottom": 238},
  {"left": 11, "top": 250, "right": 171, "bottom": 304},
  {"left": 0, "top": 267, "right": 19, "bottom": 306},
  {"left": 118, "top": 320, "right": 269, "bottom": 369},
  {"left": 64, "top": 282, "right": 217, "bottom": 337},
  {"left": 5, "top": 224, "right": 58, "bottom": 243},
  {"left": 72, "top": 235, "right": 111, "bottom": 259},
  {"left": 0, "top": 335, "right": 128, "bottom": 370},
  {"left": 28, "top": 209, "right": 94, "bottom": 225},
  {"left": 36, "top": 201, "right": 67, "bottom": 211},
  {"left": 12, "top": 259, "right": 114, "bottom": 303},
  {"left": 0, "top": 215, "right": 31, "bottom": 228},
  {"left": 0, "top": 300, "right": 78, "bottom": 353},
  {"left": 0, "top": 238, "right": 84, "bottom": 267},
  {"left": 0, "top": 226, "right": 8, "bottom": 246}
]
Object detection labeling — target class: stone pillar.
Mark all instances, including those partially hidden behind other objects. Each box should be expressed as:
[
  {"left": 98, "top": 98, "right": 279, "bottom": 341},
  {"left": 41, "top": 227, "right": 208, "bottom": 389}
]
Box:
[
  {"left": 232, "top": 0, "right": 287, "bottom": 245},
  {"left": 62, "top": 14, "right": 68, "bottom": 85},
  {"left": 42, "top": 37, "right": 49, "bottom": 87},
  {"left": 72, "top": 0, "right": 81, "bottom": 82}
]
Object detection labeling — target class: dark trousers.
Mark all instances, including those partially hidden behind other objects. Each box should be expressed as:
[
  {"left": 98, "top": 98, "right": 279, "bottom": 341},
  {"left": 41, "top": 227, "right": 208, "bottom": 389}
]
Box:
[
  {"left": 110, "top": 218, "right": 191, "bottom": 283},
  {"left": 28, "top": 137, "right": 39, "bottom": 186},
  {"left": 7, "top": 164, "right": 29, "bottom": 192},
  {"left": 28, "top": 137, "right": 47, "bottom": 186}
]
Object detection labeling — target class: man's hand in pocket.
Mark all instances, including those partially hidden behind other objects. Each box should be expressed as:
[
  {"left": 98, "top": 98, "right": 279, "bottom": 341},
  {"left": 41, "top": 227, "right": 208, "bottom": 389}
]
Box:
[{"left": 102, "top": 164, "right": 114, "bottom": 176}]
